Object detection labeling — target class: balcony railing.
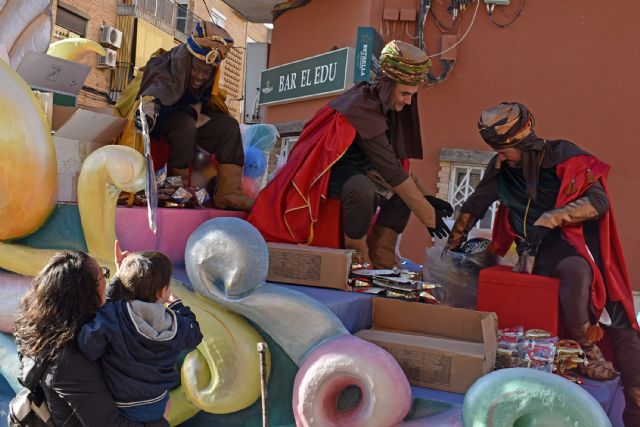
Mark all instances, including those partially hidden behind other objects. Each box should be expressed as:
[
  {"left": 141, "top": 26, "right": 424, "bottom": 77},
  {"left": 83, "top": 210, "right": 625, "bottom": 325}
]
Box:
[{"left": 117, "top": 0, "right": 202, "bottom": 42}]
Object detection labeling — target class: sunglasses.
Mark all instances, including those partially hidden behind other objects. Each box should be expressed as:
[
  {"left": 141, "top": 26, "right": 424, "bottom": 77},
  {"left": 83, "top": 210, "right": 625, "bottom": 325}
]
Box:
[{"left": 97, "top": 266, "right": 111, "bottom": 282}]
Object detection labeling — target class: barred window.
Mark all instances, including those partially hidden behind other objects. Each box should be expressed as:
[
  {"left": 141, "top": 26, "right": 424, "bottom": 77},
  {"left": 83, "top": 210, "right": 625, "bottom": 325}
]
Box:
[{"left": 448, "top": 164, "right": 497, "bottom": 229}]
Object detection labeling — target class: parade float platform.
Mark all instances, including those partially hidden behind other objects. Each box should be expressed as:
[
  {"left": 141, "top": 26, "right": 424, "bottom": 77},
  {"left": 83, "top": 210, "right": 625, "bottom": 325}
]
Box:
[
  {"left": 122, "top": 204, "right": 624, "bottom": 426},
  {"left": 0, "top": 204, "right": 627, "bottom": 426}
]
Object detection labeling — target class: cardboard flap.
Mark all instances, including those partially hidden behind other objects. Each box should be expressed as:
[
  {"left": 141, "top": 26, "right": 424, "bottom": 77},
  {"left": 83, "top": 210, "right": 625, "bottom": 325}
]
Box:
[
  {"left": 17, "top": 52, "right": 90, "bottom": 97},
  {"left": 481, "top": 311, "right": 498, "bottom": 369},
  {"left": 371, "top": 297, "right": 493, "bottom": 343},
  {"left": 53, "top": 107, "right": 126, "bottom": 143}
]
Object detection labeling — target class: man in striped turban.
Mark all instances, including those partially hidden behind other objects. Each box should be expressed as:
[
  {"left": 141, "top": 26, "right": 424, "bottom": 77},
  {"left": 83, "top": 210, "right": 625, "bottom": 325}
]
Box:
[
  {"left": 447, "top": 102, "right": 640, "bottom": 424},
  {"left": 116, "top": 21, "right": 253, "bottom": 211},
  {"left": 248, "top": 40, "right": 452, "bottom": 268}
]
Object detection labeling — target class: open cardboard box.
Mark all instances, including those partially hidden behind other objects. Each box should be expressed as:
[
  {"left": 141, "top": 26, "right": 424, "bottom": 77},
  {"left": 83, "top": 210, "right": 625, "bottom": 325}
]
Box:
[
  {"left": 266, "top": 242, "right": 354, "bottom": 290},
  {"left": 14, "top": 51, "right": 126, "bottom": 202},
  {"left": 52, "top": 106, "right": 127, "bottom": 202},
  {"left": 356, "top": 297, "right": 497, "bottom": 393}
]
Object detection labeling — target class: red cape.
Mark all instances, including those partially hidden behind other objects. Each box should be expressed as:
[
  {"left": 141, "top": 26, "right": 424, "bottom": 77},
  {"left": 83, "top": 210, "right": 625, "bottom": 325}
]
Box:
[
  {"left": 247, "top": 106, "right": 356, "bottom": 243},
  {"left": 490, "top": 155, "right": 639, "bottom": 330}
]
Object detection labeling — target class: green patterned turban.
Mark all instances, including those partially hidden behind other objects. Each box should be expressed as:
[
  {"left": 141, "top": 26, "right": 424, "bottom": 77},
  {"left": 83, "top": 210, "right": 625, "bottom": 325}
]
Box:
[{"left": 379, "top": 40, "right": 431, "bottom": 85}]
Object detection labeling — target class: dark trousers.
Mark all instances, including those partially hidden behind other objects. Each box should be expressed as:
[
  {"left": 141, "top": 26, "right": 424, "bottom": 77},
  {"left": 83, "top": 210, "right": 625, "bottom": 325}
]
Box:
[
  {"left": 153, "top": 107, "right": 244, "bottom": 169},
  {"left": 334, "top": 174, "right": 410, "bottom": 239},
  {"left": 534, "top": 239, "right": 640, "bottom": 425}
]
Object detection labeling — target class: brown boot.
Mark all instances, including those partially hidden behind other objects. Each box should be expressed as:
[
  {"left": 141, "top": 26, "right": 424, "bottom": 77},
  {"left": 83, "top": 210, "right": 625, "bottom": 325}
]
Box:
[
  {"left": 344, "top": 234, "right": 372, "bottom": 266},
  {"left": 366, "top": 225, "right": 398, "bottom": 269},
  {"left": 213, "top": 163, "right": 255, "bottom": 211},
  {"left": 567, "top": 322, "right": 619, "bottom": 381},
  {"left": 607, "top": 327, "right": 640, "bottom": 426}
]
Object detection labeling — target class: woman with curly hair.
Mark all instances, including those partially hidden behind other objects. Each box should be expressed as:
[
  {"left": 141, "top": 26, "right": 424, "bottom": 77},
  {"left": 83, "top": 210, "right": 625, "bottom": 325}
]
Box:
[{"left": 13, "top": 250, "right": 167, "bottom": 427}]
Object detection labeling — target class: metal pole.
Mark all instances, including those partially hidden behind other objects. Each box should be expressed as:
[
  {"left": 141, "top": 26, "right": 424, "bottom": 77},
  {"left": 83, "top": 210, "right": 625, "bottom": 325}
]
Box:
[{"left": 257, "top": 342, "right": 269, "bottom": 427}]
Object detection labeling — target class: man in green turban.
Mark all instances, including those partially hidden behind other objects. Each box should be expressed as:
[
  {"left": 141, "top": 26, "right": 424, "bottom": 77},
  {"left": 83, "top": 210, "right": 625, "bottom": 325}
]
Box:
[{"left": 248, "top": 41, "right": 452, "bottom": 268}]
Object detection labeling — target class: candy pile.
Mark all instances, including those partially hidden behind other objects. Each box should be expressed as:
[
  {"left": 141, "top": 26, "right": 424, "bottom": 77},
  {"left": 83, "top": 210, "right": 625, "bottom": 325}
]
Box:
[
  {"left": 349, "top": 266, "right": 442, "bottom": 303},
  {"left": 495, "top": 326, "right": 587, "bottom": 382},
  {"left": 118, "top": 166, "right": 212, "bottom": 209}
]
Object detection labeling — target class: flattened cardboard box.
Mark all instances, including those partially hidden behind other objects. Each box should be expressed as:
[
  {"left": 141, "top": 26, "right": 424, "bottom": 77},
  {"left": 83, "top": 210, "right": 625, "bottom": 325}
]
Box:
[
  {"left": 356, "top": 297, "right": 497, "bottom": 393},
  {"left": 266, "top": 243, "right": 353, "bottom": 290}
]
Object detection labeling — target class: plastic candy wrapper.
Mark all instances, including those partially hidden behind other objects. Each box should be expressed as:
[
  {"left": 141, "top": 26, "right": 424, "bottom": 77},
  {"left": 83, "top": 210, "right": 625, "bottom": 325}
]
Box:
[
  {"left": 349, "top": 267, "right": 441, "bottom": 303},
  {"left": 172, "top": 187, "right": 193, "bottom": 204},
  {"left": 195, "top": 187, "right": 210, "bottom": 207},
  {"left": 422, "top": 238, "right": 497, "bottom": 309},
  {"left": 494, "top": 326, "right": 588, "bottom": 379},
  {"left": 496, "top": 326, "right": 557, "bottom": 372},
  {"left": 156, "top": 165, "right": 167, "bottom": 187},
  {"left": 555, "top": 339, "right": 587, "bottom": 383}
]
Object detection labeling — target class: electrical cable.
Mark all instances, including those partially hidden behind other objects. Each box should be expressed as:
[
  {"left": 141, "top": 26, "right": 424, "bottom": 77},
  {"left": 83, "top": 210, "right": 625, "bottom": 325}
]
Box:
[
  {"left": 416, "top": 0, "right": 431, "bottom": 50},
  {"left": 427, "top": 0, "right": 479, "bottom": 58},
  {"left": 431, "top": 1, "right": 463, "bottom": 34},
  {"left": 426, "top": 59, "right": 455, "bottom": 85},
  {"left": 487, "top": 0, "right": 527, "bottom": 29}
]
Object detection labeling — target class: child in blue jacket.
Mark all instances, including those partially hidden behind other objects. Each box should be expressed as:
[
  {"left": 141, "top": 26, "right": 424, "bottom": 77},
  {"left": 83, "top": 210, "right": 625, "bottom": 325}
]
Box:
[{"left": 77, "top": 250, "right": 203, "bottom": 422}]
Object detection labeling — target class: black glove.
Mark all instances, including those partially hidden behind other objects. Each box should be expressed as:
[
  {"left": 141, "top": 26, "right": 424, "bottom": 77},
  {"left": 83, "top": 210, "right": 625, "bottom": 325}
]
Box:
[
  {"left": 134, "top": 110, "right": 152, "bottom": 133},
  {"left": 428, "top": 217, "right": 451, "bottom": 239},
  {"left": 425, "top": 196, "right": 453, "bottom": 239},
  {"left": 425, "top": 195, "right": 454, "bottom": 217},
  {"left": 135, "top": 100, "right": 159, "bottom": 133},
  {"left": 519, "top": 224, "right": 552, "bottom": 256}
]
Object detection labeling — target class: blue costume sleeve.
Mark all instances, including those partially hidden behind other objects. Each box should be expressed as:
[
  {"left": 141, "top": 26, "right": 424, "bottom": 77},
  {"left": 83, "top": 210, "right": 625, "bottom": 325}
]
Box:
[
  {"left": 76, "top": 303, "right": 116, "bottom": 362},
  {"left": 167, "top": 299, "right": 203, "bottom": 350}
]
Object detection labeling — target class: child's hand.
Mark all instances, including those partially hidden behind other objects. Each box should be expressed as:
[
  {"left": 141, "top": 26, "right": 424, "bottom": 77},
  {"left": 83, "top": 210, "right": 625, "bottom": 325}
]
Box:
[{"left": 114, "top": 240, "right": 129, "bottom": 271}]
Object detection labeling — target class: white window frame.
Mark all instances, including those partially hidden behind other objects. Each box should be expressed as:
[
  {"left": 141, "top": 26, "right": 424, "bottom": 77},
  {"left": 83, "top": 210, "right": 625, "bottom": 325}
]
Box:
[
  {"left": 448, "top": 163, "right": 498, "bottom": 229},
  {"left": 210, "top": 8, "right": 227, "bottom": 28}
]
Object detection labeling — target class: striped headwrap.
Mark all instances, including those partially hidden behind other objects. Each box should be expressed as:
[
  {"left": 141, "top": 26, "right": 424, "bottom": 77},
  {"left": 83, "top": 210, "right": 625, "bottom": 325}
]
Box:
[
  {"left": 186, "top": 21, "right": 234, "bottom": 65},
  {"left": 478, "top": 102, "right": 536, "bottom": 148},
  {"left": 379, "top": 40, "right": 431, "bottom": 86}
]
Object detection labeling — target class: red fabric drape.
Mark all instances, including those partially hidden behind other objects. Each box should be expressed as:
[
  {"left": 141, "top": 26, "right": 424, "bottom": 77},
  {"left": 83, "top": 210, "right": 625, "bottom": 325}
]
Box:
[{"left": 247, "top": 106, "right": 356, "bottom": 244}]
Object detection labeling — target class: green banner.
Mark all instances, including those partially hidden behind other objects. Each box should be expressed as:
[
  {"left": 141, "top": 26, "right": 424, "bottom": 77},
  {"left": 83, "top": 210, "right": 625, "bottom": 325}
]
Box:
[{"left": 259, "top": 47, "right": 353, "bottom": 106}]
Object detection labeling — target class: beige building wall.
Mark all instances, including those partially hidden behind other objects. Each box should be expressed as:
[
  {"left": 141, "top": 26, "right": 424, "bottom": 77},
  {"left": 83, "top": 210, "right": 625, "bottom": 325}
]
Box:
[
  {"left": 51, "top": 0, "right": 118, "bottom": 109},
  {"left": 192, "top": 0, "right": 270, "bottom": 121}
]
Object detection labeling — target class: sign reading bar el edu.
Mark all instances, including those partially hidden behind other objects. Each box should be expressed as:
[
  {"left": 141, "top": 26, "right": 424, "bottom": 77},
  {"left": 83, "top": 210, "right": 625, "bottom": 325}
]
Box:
[{"left": 259, "top": 47, "right": 354, "bottom": 106}]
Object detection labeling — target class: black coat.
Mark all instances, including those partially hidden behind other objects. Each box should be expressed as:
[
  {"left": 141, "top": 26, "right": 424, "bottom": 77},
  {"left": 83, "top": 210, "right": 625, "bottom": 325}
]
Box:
[{"left": 20, "top": 344, "right": 169, "bottom": 427}]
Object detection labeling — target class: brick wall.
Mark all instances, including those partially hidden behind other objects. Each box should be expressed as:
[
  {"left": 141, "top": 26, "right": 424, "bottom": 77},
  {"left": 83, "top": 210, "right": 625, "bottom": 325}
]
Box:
[
  {"left": 52, "top": 1, "right": 119, "bottom": 109},
  {"left": 49, "top": 0, "right": 270, "bottom": 113}
]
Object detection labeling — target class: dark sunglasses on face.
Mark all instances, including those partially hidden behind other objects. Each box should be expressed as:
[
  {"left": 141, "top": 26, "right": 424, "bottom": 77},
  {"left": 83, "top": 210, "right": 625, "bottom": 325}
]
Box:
[{"left": 98, "top": 266, "right": 110, "bottom": 281}]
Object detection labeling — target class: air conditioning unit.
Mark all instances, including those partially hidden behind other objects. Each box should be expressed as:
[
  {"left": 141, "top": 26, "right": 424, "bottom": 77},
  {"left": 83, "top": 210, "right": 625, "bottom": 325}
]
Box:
[
  {"left": 99, "top": 25, "right": 122, "bottom": 49},
  {"left": 97, "top": 48, "right": 117, "bottom": 68}
]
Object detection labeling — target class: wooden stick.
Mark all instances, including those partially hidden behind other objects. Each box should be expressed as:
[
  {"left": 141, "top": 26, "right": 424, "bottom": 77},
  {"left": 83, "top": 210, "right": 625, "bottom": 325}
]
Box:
[{"left": 257, "top": 342, "right": 269, "bottom": 427}]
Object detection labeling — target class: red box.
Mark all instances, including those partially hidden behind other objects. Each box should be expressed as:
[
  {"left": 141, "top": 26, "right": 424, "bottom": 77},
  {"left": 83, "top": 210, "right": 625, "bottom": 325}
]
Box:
[{"left": 477, "top": 265, "right": 560, "bottom": 335}]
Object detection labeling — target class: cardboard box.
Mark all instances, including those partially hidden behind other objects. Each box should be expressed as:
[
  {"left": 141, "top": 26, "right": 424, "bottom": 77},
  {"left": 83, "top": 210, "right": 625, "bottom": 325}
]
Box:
[
  {"left": 14, "top": 52, "right": 125, "bottom": 202},
  {"left": 266, "top": 242, "right": 353, "bottom": 290},
  {"left": 52, "top": 105, "right": 127, "bottom": 202},
  {"left": 17, "top": 52, "right": 90, "bottom": 105},
  {"left": 356, "top": 297, "right": 497, "bottom": 393}
]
